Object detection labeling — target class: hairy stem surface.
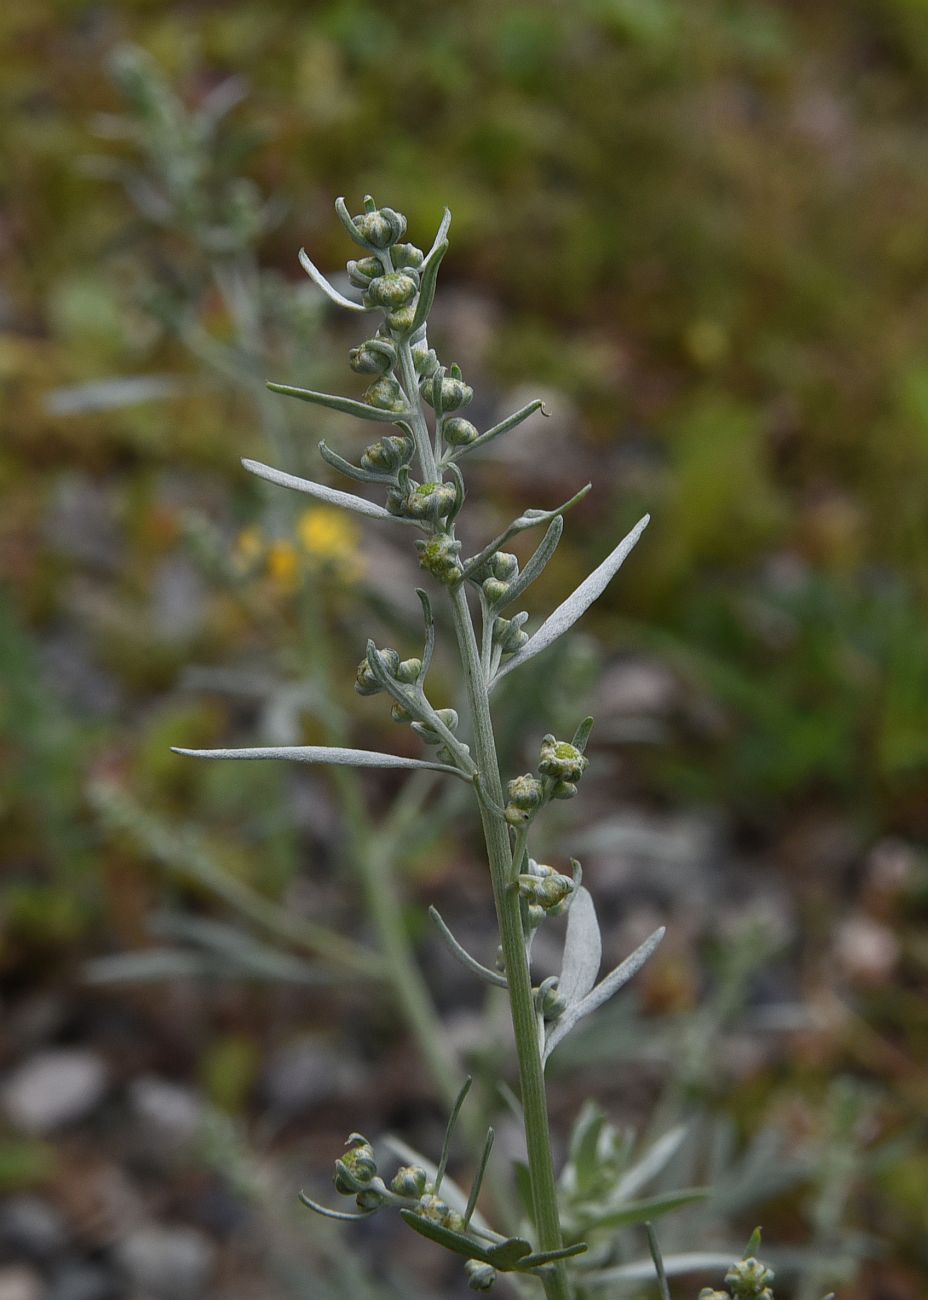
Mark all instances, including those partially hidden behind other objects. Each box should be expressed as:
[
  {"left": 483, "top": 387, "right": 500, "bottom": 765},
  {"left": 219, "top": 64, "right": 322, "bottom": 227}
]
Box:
[{"left": 449, "top": 583, "right": 570, "bottom": 1300}]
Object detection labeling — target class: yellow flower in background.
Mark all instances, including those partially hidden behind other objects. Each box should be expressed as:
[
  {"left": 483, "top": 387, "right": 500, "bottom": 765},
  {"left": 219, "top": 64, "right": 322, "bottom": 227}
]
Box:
[
  {"left": 297, "top": 507, "right": 363, "bottom": 580},
  {"left": 232, "top": 524, "right": 266, "bottom": 575},
  {"left": 266, "top": 539, "right": 299, "bottom": 589}
]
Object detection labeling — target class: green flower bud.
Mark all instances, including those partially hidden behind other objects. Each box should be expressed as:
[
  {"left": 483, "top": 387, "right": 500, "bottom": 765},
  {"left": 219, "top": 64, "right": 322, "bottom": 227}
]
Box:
[
  {"left": 396, "top": 658, "right": 422, "bottom": 684},
  {"left": 538, "top": 735, "right": 589, "bottom": 783},
  {"left": 405, "top": 481, "right": 457, "bottom": 522},
  {"left": 363, "top": 375, "right": 407, "bottom": 412},
  {"left": 493, "top": 613, "right": 529, "bottom": 656},
  {"left": 412, "top": 708, "right": 459, "bottom": 747},
  {"left": 366, "top": 271, "right": 419, "bottom": 310},
  {"left": 349, "top": 337, "right": 396, "bottom": 375},
  {"left": 518, "top": 866, "right": 573, "bottom": 910},
  {"left": 355, "top": 1188, "right": 386, "bottom": 1210},
  {"left": 504, "top": 773, "right": 544, "bottom": 826},
  {"left": 417, "top": 1193, "right": 452, "bottom": 1224},
  {"left": 550, "top": 779, "right": 579, "bottom": 800},
  {"left": 355, "top": 648, "right": 400, "bottom": 695},
  {"left": 465, "top": 1260, "right": 497, "bottom": 1292},
  {"left": 698, "top": 1291, "right": 731, "bottom": 1300},
  {"left": 482, "top": 577, "right": 510, "bottom": 606},
  {"left": 386, "top": 304, "right": 418, "bottom": 334},
  {"left": 525, "top": 902, "right": 546, "bottom": 929},
  {"left": 391, "top": 242, "right": 424, "bottom": 269},
  {"left": 390, "top": 1164, "right": 428, "bottom": 1198},
  {"left": 352, "top": 204, "right": 407, "bottom": 249},
  {"left": 411, "top": 341, "right": 440, "bottom": 377},
  {"left": 347, "top": 256, "right": 382, "bottom": 288},
  {"left": 360, "top": 434, "right": 413, "bottom": 474},
  {"left": 442, "top": 416, "right": 478, "bottom": 446},
  {"left": 725, "top": 1259, "right": 774, "bottom": 1298},
  {"left": 341, "top": 1135, "right": 377, "bottom": 1183},
  {"left": 534, "top": 977, "right": 567, "bottom": 1020},
  {"left": 416, "top": 535, "right": 463, "bottom": 585},
  {"left": 489, "top": 552, "right": 519, "bottom": 581},
  {"left": 422, "top": 371, "right": 474, "bottom": 413}
]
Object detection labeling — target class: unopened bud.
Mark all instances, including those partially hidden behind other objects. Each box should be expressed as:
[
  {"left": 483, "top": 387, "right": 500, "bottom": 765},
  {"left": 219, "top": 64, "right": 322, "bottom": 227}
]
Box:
[
  {"left": 465, "top": 1260, "right": 497, "bottom": 1291},
  {"left": 366, "top": 271, "right": 419, "bottom": 310},
  {"left": 442, "top": 416, "right": 478, "bottom": 447},
  {"left": 538, "top": 735, "right": 589, "bottom": 783},
  {"left": 352, "top": 201, "right": 407, "bottom": 249},
  {"left": 390, "top": 1164, "right": 428, "bottom": 1198},
  {"left": 349, "top": 338, "right": 396, "bottom": 374},
  {"left": 363, "top": 375, "right": 407, "bottom": 413},
  {"left": 360, "top": 435, "right": 413, "bottom": 474}
]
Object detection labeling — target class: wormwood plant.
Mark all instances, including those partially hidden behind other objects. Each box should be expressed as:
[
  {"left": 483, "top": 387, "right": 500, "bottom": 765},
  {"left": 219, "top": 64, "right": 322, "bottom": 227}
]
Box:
[{"left": 173, "top": 198, "right": 830, "bottom": 1300}]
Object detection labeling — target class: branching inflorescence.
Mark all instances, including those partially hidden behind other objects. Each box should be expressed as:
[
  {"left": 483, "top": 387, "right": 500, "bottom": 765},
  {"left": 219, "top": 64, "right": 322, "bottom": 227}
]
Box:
[{"left": 173, "top": 195, "right": 671, "bottom": 1298}]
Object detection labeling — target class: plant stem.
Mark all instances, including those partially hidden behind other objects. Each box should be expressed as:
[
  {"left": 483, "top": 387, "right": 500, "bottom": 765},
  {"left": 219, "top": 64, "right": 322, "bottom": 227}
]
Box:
[{"left": 448, "top": 582, "right": 570, "bottom": 1300}]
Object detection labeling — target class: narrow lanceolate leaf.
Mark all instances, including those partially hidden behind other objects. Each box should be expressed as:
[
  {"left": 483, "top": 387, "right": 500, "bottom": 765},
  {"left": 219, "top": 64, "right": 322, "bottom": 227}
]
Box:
[
  {"left": 409, "top": 238, "right": 448, "bottom": 333},
  {"left": 495, "top": 517, "right": 563, "bottom": 611},
  {"left": 424, "top": 207, "right": 452, "bottom": 266},
  {"left": 399, "top": 1212, "right": 499, "bottom": 1266},
  {"left": 571, "top": 716, "right": 594, "bottom": 754},
  {"left": 646, "top": 1222, "right": 672, "bottom": 1300},
  {"left": 266, "top": 381, "right": 409, "bottom": 422},
  {"left": 298, "top": 248, "right": 371, "bottom": 312},
  {"left": 446, "top": 399, "right": 548, "bottom": 461},
  {"left": 318, "top": 441, "right": 394, "bottom": 484},
  {"left": 519, "top": 1243, "right": 589, "bottom": 1270},
  {"left": 429, "top": 906, "right": 508, "bottom": 988},
  {"left": 573, "top": 1188, "right": 710, "bottom": 1234},
  {"left": 435, "top": 1076, "right": 472, "bottom": 1192},
  {"left": 171, "top": 745, "right": 466, "bottom": 777},
  {"left": 494, "top": 514, "right": 650, "bottom": 686},
  {"left": 558, "top": 886, "right": 602, "bottom": 1007},
  {"left": 544, "top": 926, "right": 665, "bottom": 1063},
  {"left": 242, "top": 459, "right": 416, "bottom": 523},
  {"left": 299, "top": 1191, "right": 376, "bottom": 1222},
  {"left": 461, "top": 485, "right": 591, "bottom": 582},
  {"left": 416, "top": 588, "right": 436, "bottom": 681},
  {"left": 613, "top": 1126, "right": 688, "bottom": 1202},
  {"left": 464, "top": 1128, "right": 495, "bottom": 1227}
]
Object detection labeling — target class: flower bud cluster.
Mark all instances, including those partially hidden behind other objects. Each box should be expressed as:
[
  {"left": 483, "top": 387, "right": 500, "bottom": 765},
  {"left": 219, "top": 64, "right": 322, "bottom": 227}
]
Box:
[
  {"left": 493, "top": 611, "right": 529, "bottom": 657},
  {"left": 481, "top": 551, "right": 519, "bottom": 606},
  {"left": 421, "top": 363, "right": 473, "bottom": 414},
  {"left": 504, "top": 773, "right": 544, "bottom": 826},
  {"left": 724, "top": 1257, "right": 775, "bottom": 1299},
  {"left": 416, "top": 534, "right": 463, "bottom": 586},
  {"left": 360, "top": 434, "right": 414, "bottom": 475},
  {"left": 387, "top": 479, "right": 458, "bottom": 523},
  {"left": 354, "top": 647, "right": 420, "bottom": 697},
  {"left": 538, "top": 734, "right": 589, "bottom": 799},
  {"left": 519, "top": 860, "right": 575, "bottom": 930}
]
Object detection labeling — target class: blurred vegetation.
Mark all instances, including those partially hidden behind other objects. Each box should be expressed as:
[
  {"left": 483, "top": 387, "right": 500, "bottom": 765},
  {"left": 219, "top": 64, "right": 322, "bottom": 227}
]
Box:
[{"left": 1, "top": 0, "right": 927, "bottom": 1295}]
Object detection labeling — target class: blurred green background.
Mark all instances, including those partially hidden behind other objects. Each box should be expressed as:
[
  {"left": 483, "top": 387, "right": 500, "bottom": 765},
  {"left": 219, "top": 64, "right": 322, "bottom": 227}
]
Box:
[{"left": 1, "top": 1, "right": 927, "bottom": 1298}]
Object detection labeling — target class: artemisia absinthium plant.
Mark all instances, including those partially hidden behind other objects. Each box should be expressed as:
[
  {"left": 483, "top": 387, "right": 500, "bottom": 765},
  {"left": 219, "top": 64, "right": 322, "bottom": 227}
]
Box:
[{"left": 175, "top": 195, "right": 691, "bottom": 1299}]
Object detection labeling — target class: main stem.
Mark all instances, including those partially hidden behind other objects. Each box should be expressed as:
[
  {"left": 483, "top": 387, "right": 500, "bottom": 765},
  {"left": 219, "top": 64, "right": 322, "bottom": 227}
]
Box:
[{"left": 449, "top": 583, "right": 570, "bottom": 1300}]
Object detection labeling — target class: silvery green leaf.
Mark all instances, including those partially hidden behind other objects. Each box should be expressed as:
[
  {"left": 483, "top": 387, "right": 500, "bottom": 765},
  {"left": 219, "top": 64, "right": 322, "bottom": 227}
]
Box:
[
  {"left": 544, "top": 926, "right": 665, "bottom": 1063},
  {"left": 573, "top": 1188, "right": 709, "bottom": 1234},
  {"left": 571, "top": 716, "right": 594, "bottom": 754},
  {"left": 495, "top": 517, "right": 563, "bottom": 611},
  {"left": 409, "top": 239, "right": 448, "bottom": 333},
  {"left": 299, "top": 1191, "right": 377, "bottom": 1222},
  {"left": 85, "top": 949, "right": 217, "bottom": 984},
  {"left": 423, "top": 207, "right": 452, "bottom": 265},
  {"left": 581, "top": 1253, "right": 746, "bottom": 1286},
  {"left": 464, "top": 1127, "right": 495, "bottom": 1227},
  {"left": 429, "top": 906, "right": 508, "bottom": 988},
  {"left": 400, "top": 1214, "right": 524, "bottom": 1268},
  {"left": 46, "top": 374, "right": 186, "bottom": 415},
  {"left": 318, "top": 440, "right": 394, "bottom": 484},
  {"left": 417, "top": 588, "right": 436, "bottom": 681},
  {"left": 334, "top": 195, "right": 365, "bottom": 243},
  {"left": 435, "top": 1075, "right": 472, "bottom": 1191},
  {"left": 647, "top": 1222, "right": 672, "bottom": 1300},
  {"left": 494, "top": 514, "right": 650, "bottom": 685},
  {"left": 613, "top": 1125, "right": 688, "bottom": 1202},
  {"left": 446, "top": 399, "right": 548, "bottom": 461},
  {"left": 558, "top": 886, "right": 601, "bottom": 1007},
  {"left": 242, "top": 458, "right": 417, "bottom": 524},
  {"left": 266, "top": 381, "right": 409, "bottom": 422},
  {"left": 171, "top": 743, "right": 465, "bottom": 777},
  {"left": 461, "top": 485, "right": 591, "bottom": 582},
  {"left": 298, "top": 247, "right": 371, "bottom": 312},
  {"left": 519, "top": 1243, "right": 588, "bottom": 1270}
]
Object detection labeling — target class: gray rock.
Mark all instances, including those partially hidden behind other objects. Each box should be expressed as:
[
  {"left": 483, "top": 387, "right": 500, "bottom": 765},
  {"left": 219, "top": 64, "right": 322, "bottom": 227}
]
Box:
[
  {"left": 115, "top": 1226, "right": 215, "bottom": 1300},
  {"left": 260, "top": 1038, "right": 361, "bottom": 1117},
  {"left": 46, "top": 1266, "right": 116, "bottom": 1300},
  {"left": 0, "top": 1196, "right": 67, "bottom": 1261},
  {"left": 1, "top": 1051, "right": 108, "bottom": 1134},
  {"left": 129, "top": 1077, "right": 203, "bottom": 1147}
]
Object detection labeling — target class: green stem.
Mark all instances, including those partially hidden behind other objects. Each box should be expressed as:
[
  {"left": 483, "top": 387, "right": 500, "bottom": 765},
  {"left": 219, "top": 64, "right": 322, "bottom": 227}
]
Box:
[{"left": 448, "top": 582, "right": 570, "bottom": 1300}]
